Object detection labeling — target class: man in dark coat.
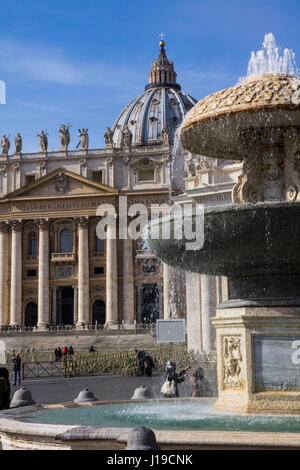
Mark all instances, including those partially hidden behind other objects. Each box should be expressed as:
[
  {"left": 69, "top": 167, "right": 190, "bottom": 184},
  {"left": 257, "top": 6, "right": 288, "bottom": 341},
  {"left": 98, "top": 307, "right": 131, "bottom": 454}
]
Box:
[{"left": 12, "top": 353, "right": 21, "bottom": 386}]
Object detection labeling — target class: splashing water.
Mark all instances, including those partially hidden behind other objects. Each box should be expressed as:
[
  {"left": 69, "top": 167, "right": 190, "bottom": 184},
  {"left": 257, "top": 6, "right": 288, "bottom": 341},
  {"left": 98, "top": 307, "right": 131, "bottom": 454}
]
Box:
[{"left": 247, "top": 33, "right": 299, "bottom": 77}]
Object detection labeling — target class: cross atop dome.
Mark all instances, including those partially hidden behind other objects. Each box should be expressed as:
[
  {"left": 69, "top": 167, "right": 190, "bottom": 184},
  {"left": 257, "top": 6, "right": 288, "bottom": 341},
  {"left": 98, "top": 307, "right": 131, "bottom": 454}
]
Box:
[{"left": 146, "top": 35, "right": 180, "bottom": 91}]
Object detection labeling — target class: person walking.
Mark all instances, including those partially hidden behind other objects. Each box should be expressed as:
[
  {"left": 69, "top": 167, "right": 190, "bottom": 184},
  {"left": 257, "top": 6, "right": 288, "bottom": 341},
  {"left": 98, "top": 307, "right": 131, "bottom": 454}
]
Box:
[
  {"left": 54, "top": 347, "right": 60, "bottom": 362},
  {"left": 144, "top": 354, "right": 154, "bottom": 377},
  {"left": 63, "top": 346, "right": 68, "bottom": 356},
  {"left": 0, "top": 367, "right": 10, "bottom": 410},
  {"left": 135, "top": 349, "right": 145, "bottom": 375},
  {"left": 12, "top": 353, "right": 22, "bottom": 386},
  {"left": 190, "top": 367, "right": 211, "bottom": 397},
  {"left": 69, "top": 346, "right": 74, "bottom": 356}
]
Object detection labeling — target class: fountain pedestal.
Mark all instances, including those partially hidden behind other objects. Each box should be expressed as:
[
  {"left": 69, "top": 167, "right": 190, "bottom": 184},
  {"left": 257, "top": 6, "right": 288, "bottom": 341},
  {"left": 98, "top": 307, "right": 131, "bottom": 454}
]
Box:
[{"left": 213, "top": 306, "right": 300, "bottom": 414}]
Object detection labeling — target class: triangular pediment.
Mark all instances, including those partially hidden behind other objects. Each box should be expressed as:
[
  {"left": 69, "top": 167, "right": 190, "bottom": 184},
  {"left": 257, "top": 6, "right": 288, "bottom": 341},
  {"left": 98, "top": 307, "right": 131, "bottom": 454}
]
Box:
[{"left": 3, "top": 168, "right": 119, "bottom": 200}]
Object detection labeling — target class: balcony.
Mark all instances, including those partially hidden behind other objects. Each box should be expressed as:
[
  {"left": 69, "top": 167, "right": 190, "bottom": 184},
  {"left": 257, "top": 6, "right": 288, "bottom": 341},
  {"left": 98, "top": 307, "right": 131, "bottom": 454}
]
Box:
[{"left": 51, "top": 252, "right": 77, "bottom": 263}]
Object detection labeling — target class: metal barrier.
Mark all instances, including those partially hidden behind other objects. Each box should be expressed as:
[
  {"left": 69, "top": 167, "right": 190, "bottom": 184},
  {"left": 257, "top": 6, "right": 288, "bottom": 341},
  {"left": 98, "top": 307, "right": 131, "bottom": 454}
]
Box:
[
  {"left": 18, "top": 345, "right": 216, "bottom": 380},
  {"left": 22, "top": 361, "right": 66, "bottom": 379}
]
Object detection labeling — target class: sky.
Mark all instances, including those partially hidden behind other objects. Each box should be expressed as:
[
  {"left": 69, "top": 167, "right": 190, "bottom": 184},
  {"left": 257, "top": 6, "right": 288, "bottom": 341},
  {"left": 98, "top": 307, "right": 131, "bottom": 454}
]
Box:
[{"left": 0, "top": 0, "right": 299, "bottom": 152}]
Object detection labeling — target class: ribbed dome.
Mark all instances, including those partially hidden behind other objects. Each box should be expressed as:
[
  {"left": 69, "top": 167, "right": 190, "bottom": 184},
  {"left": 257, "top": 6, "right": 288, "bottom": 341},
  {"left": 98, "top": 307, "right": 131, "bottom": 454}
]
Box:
[{"left": 111, "top": 42, "right": 197, "bottom": 147}]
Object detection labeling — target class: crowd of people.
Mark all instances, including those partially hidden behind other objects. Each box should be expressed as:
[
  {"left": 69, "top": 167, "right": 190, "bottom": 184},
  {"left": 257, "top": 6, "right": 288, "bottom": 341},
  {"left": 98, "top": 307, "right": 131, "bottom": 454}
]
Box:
[
  {"left": 54, "top": 346, "right": 74, "bottom": 361},
  {"left": 135, "top": 349, "right": 155, "bottom": 377}
]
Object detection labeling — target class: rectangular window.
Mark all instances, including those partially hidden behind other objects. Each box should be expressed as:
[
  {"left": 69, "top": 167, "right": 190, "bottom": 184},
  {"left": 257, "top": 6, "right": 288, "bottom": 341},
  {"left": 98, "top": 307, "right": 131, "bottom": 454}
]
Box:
[
  {"left": 29, "top": 239, "right": 37, "bottom": 256},
  {"left": 93, "top": 171, "right": 103, "bottom": 183},
  {"left": 94, "top": 266, "right": 104, "bottom": 275},
  {"left": 27, "top": 269, "right": 37, "bottom": 277},
  {"left": 143, "top": 264, "right": 156, "bottom": 273},
  {"left": 138, "top": 169, "right": 155, "bottom": 182},
  {"left": 25, "top": 175, "right": 36, "bottom": 185},
  {"left": 95, "top": 236, "right": 105, "bottom": 253}
]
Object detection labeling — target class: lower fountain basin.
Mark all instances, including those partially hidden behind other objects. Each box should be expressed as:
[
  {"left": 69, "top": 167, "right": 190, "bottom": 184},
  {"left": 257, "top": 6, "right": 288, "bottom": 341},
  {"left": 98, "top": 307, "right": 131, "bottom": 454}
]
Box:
[
  {"left": 148, "top": 201, "right": 300, "bottom": 306},
  {"left": 2, "top": 399, "right": 300, "bottom": 450},
  {"left": 15, "top": 399, "right": 300, "bottom": 433}
]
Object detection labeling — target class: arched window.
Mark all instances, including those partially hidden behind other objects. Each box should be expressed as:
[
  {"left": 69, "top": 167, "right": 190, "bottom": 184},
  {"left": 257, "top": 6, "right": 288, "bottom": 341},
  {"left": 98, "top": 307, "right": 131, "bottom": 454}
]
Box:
[
  {"left": 95, "top": 232, "right": 104, "bottom": 253},
  {"left": 60, "top": 229, "right": 72, "bottom": 253},
  {"left": 28, "top": 231, "right": 37, "bottom": 256}
]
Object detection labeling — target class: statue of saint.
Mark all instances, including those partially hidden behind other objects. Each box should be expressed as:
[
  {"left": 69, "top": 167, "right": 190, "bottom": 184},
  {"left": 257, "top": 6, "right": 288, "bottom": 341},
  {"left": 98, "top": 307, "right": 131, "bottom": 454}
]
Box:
[
  {"left": 36, "top": 130, "right": 48, "bottom": 152},
  {"left": 14, "top": 133, "right": 22, "bottom": 154},
  {"left": 162, "top": 123, "right": 170, "bottom": 144},
  {"left": 104, "top": 127, "right": 114, "bottom": 146},
  {"left": 122, "top": 126, "right": 133, "bottom": 151},
  {"left": 59, "top": 124, "right": 71, "bottom": 150},
  {"left": 184, "top": 153, "right": 196, "bottom": 177},
  {"left": 1, "top": 135, "right": 10, "bottom": 155},
  {"left": 78, "top": 128, "right": 89, "bottom": 150}
]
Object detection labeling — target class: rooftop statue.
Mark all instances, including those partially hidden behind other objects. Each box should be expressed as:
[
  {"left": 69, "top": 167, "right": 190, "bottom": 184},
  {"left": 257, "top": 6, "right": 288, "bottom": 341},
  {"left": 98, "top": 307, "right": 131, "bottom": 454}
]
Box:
[
  {"left": 59, "top": 124, "right": 71, "bottom": 151},
  {"left": 78, "top": 128, "right": 89, "bottom": 150},
  {"left": 162, "top": 123, "right": 170, "bottom": 144},
  {"left": 14, "top": 133, "right": 22, "bottom": 154},
  {"left": 36, "top": 130, "right": 48, "bottom": 153},
  {"left": 1, "top": 135, "right": 10, "bottom": 155},
  {"left": 104, "top": 127, "right": 113, "bottom": 147},
  {"left": 122, "top": 126, "right": 132, "bottom": 152}
]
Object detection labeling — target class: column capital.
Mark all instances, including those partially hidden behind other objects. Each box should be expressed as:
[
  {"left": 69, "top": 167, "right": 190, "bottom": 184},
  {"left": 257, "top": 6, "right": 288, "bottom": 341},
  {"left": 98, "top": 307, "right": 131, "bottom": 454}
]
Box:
[
  {"left": 75, "top": 216, "right": 89, "bottom": 228},
  {"left": 10, "top": 220, "right": 22, "bottom": 232},
  {"left": 0, "top": 221, "right": 9, "bottom": 233},
  {"left": 36, "top": 218, "right": 50, "bottom": 230}
]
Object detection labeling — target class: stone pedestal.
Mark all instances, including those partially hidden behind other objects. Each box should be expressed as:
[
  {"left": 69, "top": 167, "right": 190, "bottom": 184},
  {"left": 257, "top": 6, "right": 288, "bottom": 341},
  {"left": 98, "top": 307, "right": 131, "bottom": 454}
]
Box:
[{"left": 212, "top": 306, "right": 300, "bottom": 414}]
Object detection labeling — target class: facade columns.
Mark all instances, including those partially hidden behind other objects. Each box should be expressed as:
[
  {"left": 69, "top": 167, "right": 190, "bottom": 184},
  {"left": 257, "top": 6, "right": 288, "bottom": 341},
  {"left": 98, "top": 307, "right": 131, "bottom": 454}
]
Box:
[
  {"left": 186, "top": 272, "right": 202, "bottom": 353},
  {"left": 51, "top": 286, "right": 57, "bottom": 325},
  {"left": 10, "top": 221, "right": 22, "bottom": 326},
  {"left": 0, "top": 223, "right": 9, "bottom": 326},
  {"left": 106, "top": 223, "right": 118, "bottom": 325},
  {"left": 73, "top": 285, "right": 78, "bottom": 324},
  {"left": 123, "top": 238, "right": 134, "bottom": 324},
  {"left": 37, "top": 219, "right": 50, "bottom": 327},
  {"left": 201, "top": 274, "right": 216, "bottom": 351},
  {"left": 163, "top": 263, "right": 170, "bottom": 319},
  {"left": 77, "top": 217, "right": 89, "bottom": 325}
]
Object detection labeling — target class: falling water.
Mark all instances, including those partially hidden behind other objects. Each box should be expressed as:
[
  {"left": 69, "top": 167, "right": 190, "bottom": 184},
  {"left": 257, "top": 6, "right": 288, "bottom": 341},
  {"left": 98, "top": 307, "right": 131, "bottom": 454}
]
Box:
[{"left": 247, "top": 33, "right": 299, "bottom": 77}]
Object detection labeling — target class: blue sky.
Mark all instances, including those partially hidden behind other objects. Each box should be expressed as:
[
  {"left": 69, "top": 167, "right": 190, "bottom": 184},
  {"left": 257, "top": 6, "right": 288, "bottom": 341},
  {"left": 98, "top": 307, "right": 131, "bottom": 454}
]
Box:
[{"left": 0, "top": 0, "right": 299, "bottom": 152}]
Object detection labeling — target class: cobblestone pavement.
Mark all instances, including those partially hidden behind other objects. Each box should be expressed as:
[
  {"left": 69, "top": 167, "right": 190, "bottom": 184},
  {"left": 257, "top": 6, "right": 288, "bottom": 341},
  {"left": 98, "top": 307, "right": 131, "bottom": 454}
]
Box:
[{"left": 11, "top": 369, "right": 218, "bottom": 404}]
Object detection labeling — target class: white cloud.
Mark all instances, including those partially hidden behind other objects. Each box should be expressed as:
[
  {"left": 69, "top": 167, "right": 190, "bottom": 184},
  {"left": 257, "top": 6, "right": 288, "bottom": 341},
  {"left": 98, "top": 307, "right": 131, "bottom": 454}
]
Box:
[{"left": 0, "top": 37, "right": 144, "bottom": 91}]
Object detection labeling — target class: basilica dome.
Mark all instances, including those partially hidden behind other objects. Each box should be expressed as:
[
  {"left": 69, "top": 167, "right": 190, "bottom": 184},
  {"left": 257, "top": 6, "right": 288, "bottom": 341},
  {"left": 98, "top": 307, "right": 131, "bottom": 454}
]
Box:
[{"left": 111, "top": 41, "right": 197, "bottom": 147}]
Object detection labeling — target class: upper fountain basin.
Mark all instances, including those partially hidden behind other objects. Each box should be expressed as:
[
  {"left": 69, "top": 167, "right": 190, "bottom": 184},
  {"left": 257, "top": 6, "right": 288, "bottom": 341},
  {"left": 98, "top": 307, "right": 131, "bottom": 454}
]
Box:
[
  {"left": 181, "top": 74, "right": 300, "bottom": 160},
  {"left": 147, "top": 201, "right": 300, "bottom": 277}
]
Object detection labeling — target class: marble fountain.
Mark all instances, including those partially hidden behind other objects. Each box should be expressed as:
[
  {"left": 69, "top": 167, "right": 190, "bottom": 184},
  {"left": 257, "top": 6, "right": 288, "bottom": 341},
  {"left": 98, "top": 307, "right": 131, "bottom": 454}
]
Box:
[{"left": 1, "top": 34, "right": 300, "bottom": 450}]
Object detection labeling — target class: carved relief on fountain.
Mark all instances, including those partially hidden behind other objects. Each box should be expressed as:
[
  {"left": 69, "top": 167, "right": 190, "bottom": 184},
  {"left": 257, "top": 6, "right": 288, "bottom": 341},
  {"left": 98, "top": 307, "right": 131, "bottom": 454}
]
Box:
[{"left": 223, "top": 337, "right": 243, "bottom": 390}]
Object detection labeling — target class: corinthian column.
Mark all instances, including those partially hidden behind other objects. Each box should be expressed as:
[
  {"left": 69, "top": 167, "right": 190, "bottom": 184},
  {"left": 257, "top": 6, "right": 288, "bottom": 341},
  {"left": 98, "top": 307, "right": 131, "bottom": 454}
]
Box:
[
  {"left": 77, "top": 217, "right": 89, "bottom": 325},
  {"left": 37, "top": 219, "right": 50, "bottom": 328},
  {"left": 0, "top": 222, "right": 9, "bottom": 326},
  {"left": 10, "top": 221, "right": 22, "bottom": 326},
  {"left": 106, "top": 223, "right": 118, "bottom": 326},
  {"left": 123, "top": 238, "right": 134, "bottom": 324},
  {"left": 201, "top": 274, "right": 216, "bottom": 351}
]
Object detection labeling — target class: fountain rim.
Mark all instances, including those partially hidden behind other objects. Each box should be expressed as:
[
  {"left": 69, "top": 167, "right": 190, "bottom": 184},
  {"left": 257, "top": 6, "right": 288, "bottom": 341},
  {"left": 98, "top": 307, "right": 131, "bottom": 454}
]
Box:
[
  {"left": 181, "top": 72, "right": 300, "bottom": 132},
  {"left": 148, "top": 200, "right": 300, "bottom": 230}
]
